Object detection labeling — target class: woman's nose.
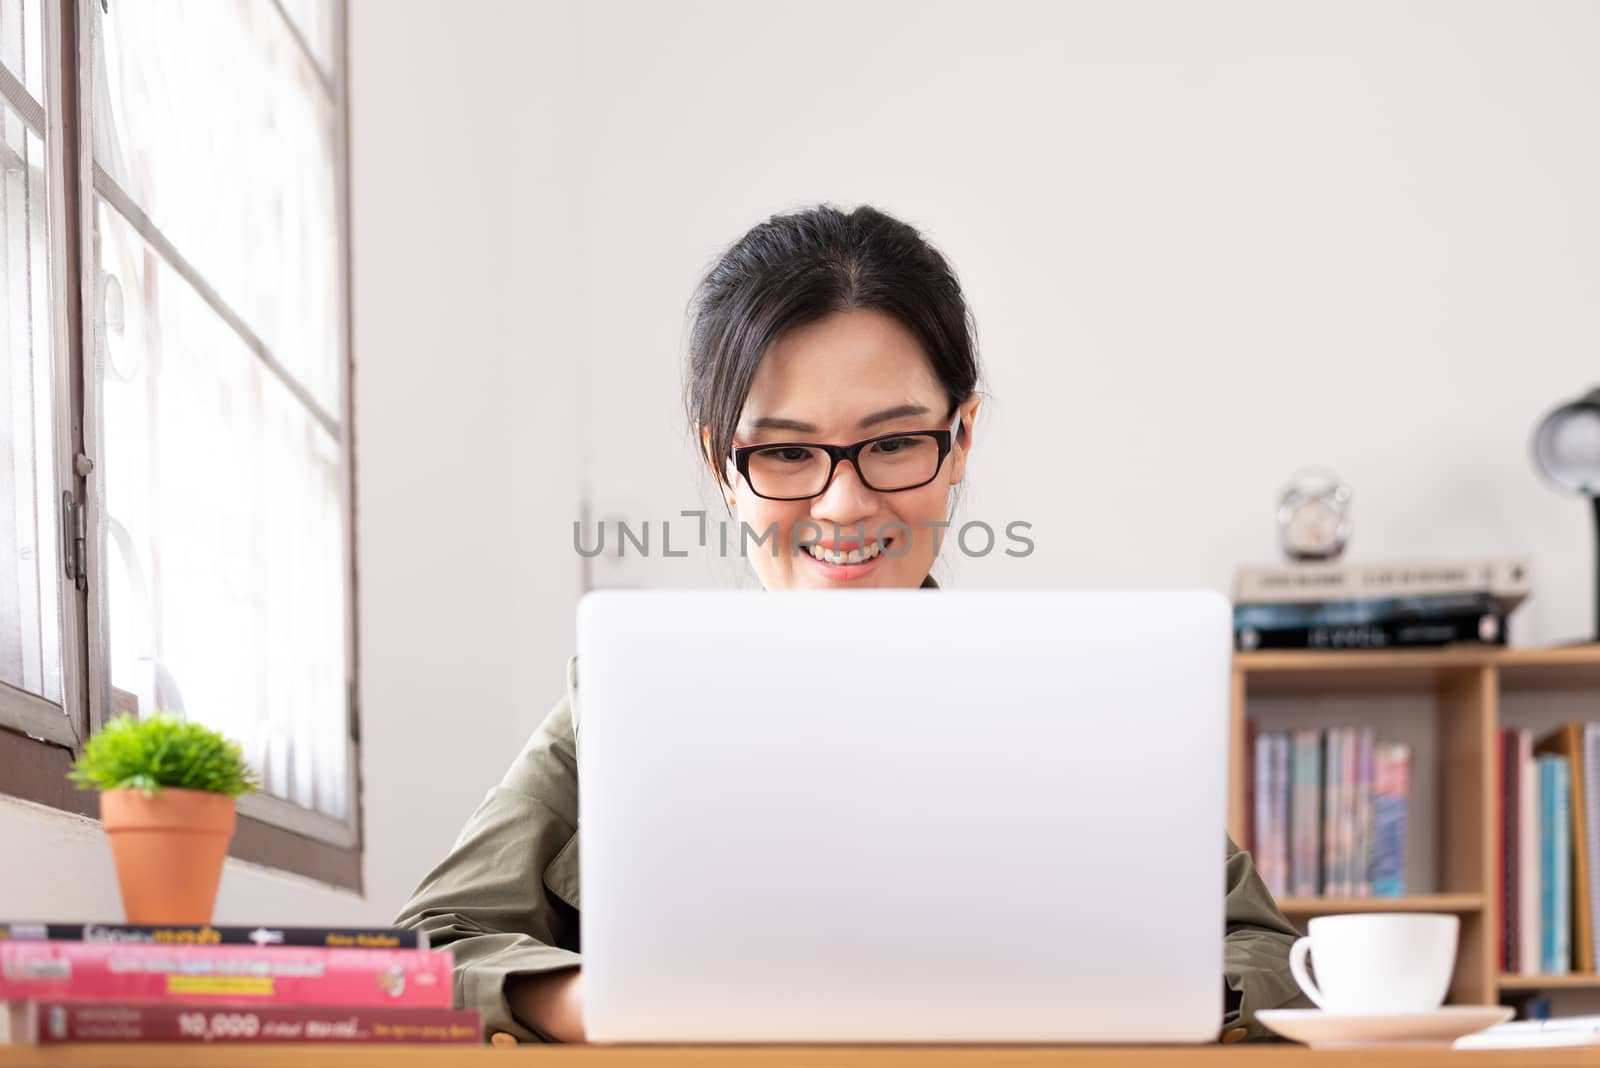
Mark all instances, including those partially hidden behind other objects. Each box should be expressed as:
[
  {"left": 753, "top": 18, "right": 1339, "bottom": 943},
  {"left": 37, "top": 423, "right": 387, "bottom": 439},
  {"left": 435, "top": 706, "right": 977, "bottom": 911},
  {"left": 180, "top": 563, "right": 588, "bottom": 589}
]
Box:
[{"left": 808, "top": 459, "right": 878, "bottom": 526}]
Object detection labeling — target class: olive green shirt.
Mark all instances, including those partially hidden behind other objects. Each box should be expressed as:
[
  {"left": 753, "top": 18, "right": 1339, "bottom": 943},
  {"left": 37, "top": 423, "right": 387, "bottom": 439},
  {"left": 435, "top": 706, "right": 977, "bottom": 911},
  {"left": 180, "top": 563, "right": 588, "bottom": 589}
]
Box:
[{"left": 396, "top": 616, "right": 1309, "bottom": 1043}]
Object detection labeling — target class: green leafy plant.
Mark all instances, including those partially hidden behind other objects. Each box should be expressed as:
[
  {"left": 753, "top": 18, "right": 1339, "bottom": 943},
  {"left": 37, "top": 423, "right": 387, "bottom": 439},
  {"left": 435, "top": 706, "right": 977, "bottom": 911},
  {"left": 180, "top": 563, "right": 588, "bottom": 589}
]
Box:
[{"left": 69, "top": 713, "right": 261, "bottom": 799}]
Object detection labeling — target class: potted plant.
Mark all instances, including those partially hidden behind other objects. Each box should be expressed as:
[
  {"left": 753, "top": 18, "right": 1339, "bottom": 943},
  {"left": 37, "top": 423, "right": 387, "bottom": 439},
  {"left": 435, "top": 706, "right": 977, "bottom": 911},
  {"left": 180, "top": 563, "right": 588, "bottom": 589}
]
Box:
[{"left": 70, "top": 713, "right": 261, "bottom": 924}]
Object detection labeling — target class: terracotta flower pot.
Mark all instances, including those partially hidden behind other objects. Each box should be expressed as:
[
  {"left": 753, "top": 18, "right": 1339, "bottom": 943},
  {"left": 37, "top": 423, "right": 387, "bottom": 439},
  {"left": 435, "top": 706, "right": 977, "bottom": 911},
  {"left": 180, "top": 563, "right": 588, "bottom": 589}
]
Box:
[{"left": 100, "top": 788, "right": 237, "bottom": 925}]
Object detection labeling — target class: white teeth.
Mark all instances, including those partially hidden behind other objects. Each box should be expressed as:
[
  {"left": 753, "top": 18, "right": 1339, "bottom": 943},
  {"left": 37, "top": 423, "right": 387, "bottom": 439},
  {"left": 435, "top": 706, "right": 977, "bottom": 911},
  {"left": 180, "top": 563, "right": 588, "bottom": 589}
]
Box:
[{"left": 806, "top": 541, "right": 884, "bottom": 565}]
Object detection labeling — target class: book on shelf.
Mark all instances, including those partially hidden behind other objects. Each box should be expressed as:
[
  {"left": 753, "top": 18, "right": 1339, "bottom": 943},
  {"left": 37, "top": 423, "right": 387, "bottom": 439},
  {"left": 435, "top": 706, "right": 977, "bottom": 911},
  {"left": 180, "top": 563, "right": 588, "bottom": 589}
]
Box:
[
  {"left": 1539, "top": 755, "right": 1572, "bottom": 975},
  {"left": 0, "top": 923, "right": 427, "bottom": 950},
  {"left": 1356, "top": 731, "right": 1373, "bottom": 897},
  {"left": 1520, "top": 730, "right": 1539, "bottom": 977},
  {"left": 1, "top": 1003, "right": 479, "bottom": 1045},
  {"left": 1276, "top": 734, "right": 1291, "bottom": 897},
  {"left": 1329, "top": 727, "right": 1370, "bottom": 897},
  {"left": 1372, "top": 742, "right": 1409, "bottom": 898},
  {"left": 1353, "top": 729, "right": 1373, "bottom": 896},
  {"left": 1234, "top": 590, "right": 1504, "bottom": 630},
  {"left": 0, "top": 942, "right": 451, "bottom": 1008},
  {"left": 1558, "top": 755, "right": 1576, "bottom": 976},
  {"left": 1499, "top": 731, "right": 1518, "bottom": 972},
  {"left": 1499, "top": 724, "right": 1600, "bottom": 978},
  {"left": 1536, "top": 725, "right": 1597, "bottom": 972},
  {"left": 1230, "top": 559, "right": 1530, "bottom": 652},
  {"left": 1290, "top": 729, "right": 1321, "bottom": 897},
  {"left": 1320, "top": 729, "right": 1337, "bottom": 897},
  {"left": 1243, "top": 718, "right": 1258, "bottom": 853},
  {"left": 1320, "top": 728, "right": 1337, "bottom": 898},
  {"left": 1253, "top": 731, "right": 1272, "bottom": 895},
  {"left": 1333, "top": 729, "right": 1351, "bottom": 896},
  {"left": 1247, "top": 723, "right": 1407, "bottom": 900},
  {"left": 1231, "top": 558, "right": 1531, "bottom": 608},
  {"left": 1586, "top": 724, "right": 1600, "bottom": 971},
  {"left": 1236, "top": 605, "right": 1507, "bottom": 652},
  {"left": 1331, "top": 727, "right": 1344, "bottom": 897},
  {"left": 1253, "top": 731, "right": 1291, "bottom": 898}
]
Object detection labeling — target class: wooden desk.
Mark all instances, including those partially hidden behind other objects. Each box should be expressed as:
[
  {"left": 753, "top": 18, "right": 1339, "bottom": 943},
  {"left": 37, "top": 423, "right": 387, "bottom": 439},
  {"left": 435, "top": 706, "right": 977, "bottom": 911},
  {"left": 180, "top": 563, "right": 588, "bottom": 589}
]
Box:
[{"left": 2, "top": 1046, "right": 1600, "bottom": 1067}]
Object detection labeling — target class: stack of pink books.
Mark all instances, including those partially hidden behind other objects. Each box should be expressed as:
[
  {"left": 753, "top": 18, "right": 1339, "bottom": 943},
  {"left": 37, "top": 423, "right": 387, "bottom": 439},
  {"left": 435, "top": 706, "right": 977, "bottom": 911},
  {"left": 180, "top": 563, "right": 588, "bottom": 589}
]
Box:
[{"left": 0, "top": 922, "right": 476, "bottom": 1046}]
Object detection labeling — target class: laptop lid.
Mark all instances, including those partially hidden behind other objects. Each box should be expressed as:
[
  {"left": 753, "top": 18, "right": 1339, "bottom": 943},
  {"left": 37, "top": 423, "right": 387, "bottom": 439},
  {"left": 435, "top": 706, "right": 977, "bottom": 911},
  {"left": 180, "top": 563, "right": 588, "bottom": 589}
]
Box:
[{"left": 576, "top": 589, "right": 1230, "bottom": 1043}]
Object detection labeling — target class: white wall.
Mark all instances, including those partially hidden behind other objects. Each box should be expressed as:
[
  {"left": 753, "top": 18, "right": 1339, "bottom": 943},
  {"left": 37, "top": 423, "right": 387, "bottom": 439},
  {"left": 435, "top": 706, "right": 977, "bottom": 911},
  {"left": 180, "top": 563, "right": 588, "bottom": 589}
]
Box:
[
  {"left": 346, "top": 0, "right": 584, "bottom": 921},
  {"left": 7, "top": 0, "right": 1598, "bottom": 918},
  {"left": 577, "top": 0, "right": 1600, "bottom": 651},
  {"left": 0, "top": 795, "right": 378, "bottom": 923}
]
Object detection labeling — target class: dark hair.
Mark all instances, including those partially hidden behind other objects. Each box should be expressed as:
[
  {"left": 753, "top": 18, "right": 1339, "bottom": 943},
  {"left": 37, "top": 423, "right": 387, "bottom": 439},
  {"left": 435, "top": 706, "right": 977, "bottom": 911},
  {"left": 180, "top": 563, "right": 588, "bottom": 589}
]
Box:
[{"left": 685, "top": 203, "right": 981, "bottom": 493}]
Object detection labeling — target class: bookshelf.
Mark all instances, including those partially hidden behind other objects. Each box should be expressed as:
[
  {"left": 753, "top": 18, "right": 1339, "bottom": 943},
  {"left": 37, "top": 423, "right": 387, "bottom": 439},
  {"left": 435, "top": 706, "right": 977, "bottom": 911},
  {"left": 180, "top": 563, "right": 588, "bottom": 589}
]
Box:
[
  {"left": 1228, "top": 643, "right": 1600, "bottom": 1007},
  {"left": 1499, "top": 973, "right": 1600, "bottom": 992},
  {"left": 1274, "top": 892, "right": 1483, "bottom": 916}
]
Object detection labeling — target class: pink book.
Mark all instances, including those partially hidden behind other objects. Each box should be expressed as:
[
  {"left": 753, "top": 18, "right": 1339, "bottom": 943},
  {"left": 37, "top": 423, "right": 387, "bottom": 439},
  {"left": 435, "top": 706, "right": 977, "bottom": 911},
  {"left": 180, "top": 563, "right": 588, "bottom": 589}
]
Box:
[
  {"left": 0, "top": 942, "right": 451, "bottom": 1008},
  {"left": 1356, "top": 728, "right": 1375, "bottom": 897},
  {"left": 1321, "top": 728, "right": 1339, "bottom": 896},
  {"left": 4, "top": 1003, "right": 480, "bottom": 1044},
  {"left": 1341, "top": 726, "right": 1358, "bottom": 896}
]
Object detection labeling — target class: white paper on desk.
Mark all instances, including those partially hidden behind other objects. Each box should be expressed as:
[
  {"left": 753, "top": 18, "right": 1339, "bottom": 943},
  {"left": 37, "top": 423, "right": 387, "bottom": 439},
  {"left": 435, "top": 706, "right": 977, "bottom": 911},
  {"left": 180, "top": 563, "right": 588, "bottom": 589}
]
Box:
[
  {"left": 1490, "top": 1014, "right": 1600, "bottom": 1032},
  {"left": 1455, "top": 1031, "right": 1600, "bottom": 1050}
]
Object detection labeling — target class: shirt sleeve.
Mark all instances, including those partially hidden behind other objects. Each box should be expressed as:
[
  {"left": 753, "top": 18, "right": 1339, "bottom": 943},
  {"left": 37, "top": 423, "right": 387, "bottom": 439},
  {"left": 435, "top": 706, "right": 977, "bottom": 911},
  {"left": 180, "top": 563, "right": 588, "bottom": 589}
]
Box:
[
  {"left": 1221, "top": 835, "right": 1313, "bottom": 1040},
  {"left": 394, "top": 657, "right": 584, "bottom": 1043}
]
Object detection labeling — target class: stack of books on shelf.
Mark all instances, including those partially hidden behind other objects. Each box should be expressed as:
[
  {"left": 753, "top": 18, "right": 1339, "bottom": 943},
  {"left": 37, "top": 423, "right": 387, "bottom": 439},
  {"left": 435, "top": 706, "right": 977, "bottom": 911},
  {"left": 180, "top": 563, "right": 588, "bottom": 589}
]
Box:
[
  {"left": 1246, "top": 724, "right": 1412, "bottom": 900},
  {"left": 1498, "top": 724, "right": 1600, "bottom": 978},
  {"left": 1232, "top": 558, "right": 1531, "bottom": 651},
  {"left": 0, "top": 922, "right": 475, "bottom": 1046}
]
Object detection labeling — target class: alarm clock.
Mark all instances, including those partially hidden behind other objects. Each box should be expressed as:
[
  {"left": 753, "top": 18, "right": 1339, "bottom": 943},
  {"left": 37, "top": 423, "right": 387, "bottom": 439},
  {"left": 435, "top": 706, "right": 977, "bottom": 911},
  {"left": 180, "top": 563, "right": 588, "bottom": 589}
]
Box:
[{"left": 1277, "top": 469, "right": 1352, "bottom": 562}]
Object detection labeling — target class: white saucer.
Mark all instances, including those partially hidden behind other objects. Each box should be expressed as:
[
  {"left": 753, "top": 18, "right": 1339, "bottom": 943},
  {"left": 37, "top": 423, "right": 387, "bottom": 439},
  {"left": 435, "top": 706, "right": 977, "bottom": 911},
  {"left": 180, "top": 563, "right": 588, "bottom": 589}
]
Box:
[{"left": 1256, "top": 1006, "right": 1514, "bottom": 1049}]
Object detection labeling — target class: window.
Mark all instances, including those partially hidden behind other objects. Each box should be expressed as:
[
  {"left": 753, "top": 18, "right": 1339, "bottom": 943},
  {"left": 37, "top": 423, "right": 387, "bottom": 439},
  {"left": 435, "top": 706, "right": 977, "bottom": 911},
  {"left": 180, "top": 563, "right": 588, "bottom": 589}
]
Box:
[
  {"left": 1, "top": 0, "right": 90, "bottom": 804},
  {"left": 0, "top": 0, "right": 358, "bottom": 888}
]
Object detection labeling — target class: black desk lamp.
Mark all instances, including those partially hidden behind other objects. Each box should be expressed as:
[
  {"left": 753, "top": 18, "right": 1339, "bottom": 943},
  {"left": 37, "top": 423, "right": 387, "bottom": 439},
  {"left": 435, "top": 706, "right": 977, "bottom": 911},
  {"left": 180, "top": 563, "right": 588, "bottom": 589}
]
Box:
[{"left": 1533, "top": 386, "right": 1600, "bottom": 643}]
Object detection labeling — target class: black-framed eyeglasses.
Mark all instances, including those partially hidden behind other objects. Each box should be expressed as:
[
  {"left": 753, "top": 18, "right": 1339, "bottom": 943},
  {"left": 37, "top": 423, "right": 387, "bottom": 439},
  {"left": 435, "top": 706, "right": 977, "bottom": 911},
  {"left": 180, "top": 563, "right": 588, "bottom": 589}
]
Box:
[{"left": 730, "top": 411, "right": 962, "bottom": 502}]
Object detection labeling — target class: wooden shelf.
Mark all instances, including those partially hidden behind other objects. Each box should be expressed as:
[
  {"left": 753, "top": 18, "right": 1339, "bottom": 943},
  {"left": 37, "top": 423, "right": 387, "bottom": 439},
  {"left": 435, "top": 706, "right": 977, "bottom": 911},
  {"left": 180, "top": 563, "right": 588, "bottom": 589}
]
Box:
[
  {"left": 1499, "top": 972, "right": 1600, "bottom": 991},
  {"left": 1276, "top": 893, "right": 1483, "bottom": 915},
  {"left": 1235, "top": 644, "right": 1600, "bottom": 695},
  {"left": 1225, "top": 646, "right": 1600, "bottom": 1004},
  {"left": 1496, "top": 645, "right": 1600, "bottom": 690}
]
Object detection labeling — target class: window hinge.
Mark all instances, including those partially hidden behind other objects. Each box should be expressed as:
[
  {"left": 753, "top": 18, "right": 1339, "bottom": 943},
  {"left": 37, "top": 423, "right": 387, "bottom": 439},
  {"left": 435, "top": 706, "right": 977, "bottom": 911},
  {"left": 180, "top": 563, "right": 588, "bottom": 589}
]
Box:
[
  {"left": 61, "top": 491, "right": 86, "bottom": 591},
  {"left": 347, "top": 681, "right": 361, "bottom": 745}
]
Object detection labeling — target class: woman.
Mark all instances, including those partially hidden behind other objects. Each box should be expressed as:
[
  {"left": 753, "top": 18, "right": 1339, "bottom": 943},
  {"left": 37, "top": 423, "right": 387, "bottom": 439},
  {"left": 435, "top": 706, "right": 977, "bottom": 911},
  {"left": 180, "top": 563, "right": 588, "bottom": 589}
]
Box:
[{"left": 395, "top": 204, "right": 1307, "bottom": 1043}]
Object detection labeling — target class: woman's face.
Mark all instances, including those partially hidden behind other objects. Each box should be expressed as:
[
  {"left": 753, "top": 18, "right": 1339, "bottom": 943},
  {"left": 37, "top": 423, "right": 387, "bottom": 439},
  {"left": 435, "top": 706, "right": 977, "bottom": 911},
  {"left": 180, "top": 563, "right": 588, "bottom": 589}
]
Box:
[{"left": 710, "top": 307, "right": 980, "bottom": 590}]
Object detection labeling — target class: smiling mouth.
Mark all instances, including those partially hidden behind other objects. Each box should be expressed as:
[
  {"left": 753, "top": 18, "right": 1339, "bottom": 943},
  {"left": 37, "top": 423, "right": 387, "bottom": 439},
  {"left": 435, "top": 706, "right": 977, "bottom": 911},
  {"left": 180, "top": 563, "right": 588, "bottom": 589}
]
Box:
[{"left": 801, "top": 539, "right": 888, "bottom": 566}]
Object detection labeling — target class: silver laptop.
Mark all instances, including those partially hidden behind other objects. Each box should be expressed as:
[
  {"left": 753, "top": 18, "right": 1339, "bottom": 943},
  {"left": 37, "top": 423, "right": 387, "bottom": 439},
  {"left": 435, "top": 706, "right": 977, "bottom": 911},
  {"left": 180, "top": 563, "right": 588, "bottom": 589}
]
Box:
[{"left": 575, "top": 589, "right": 1230, "bottom": 1043}]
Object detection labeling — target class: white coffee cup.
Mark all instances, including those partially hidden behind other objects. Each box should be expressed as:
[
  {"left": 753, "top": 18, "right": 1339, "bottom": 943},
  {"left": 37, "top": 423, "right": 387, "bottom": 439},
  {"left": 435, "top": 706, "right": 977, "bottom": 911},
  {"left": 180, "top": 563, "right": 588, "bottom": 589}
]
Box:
[{"left": 1288, "top": 913, "right": 1458, "bottom": 1015}]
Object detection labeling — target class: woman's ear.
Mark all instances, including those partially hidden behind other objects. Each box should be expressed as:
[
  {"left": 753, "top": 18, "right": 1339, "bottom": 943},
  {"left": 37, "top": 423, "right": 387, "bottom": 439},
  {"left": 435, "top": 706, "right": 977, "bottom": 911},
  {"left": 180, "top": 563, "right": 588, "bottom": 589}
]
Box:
[
  {"left": 961, "top": 395, "right": 980, "bottom": 448},
  {"left": 947, "top": 393, "right": 981, "bottom": 485}
]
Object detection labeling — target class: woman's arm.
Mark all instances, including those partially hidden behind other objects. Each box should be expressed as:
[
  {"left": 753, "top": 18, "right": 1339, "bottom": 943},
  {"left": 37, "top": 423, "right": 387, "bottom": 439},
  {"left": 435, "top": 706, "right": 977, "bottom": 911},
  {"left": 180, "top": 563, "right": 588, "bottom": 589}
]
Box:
[
  {"left": 394, "top": 658, "right": 586, "bottom": 1043},
  {"left": 506, "top": 969, "right": 585, "bottom": 1042},
  {"left": 1221, "top": 836, "right": 1313, "bottom": 1040}
]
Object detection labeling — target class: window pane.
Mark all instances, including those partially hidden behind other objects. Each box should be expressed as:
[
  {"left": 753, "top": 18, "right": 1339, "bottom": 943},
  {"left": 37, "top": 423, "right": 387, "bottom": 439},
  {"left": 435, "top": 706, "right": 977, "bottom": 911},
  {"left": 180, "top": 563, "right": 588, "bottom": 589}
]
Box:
[
  {"left": 92, "top": 0, "right": 340, "bottom": 415},
  {"left": 0, "top": 101, "right": 62, "bottom": 706},
  {"left": 0, "top": 0, "right": 45, "bottom": 103},
  {"left": 98, "top": 199, "right": 348, "bottom": 820},
  {"left": 274, "top": 0, "right": 336, "bottom": 86}
]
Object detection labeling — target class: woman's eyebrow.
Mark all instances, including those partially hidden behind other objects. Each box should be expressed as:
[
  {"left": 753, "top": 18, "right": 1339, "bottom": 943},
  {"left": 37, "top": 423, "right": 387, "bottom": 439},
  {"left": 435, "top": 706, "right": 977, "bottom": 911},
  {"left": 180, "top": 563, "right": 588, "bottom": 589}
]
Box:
[{"left": 745, "top": 404, "right": 932, "bottom": 435}]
